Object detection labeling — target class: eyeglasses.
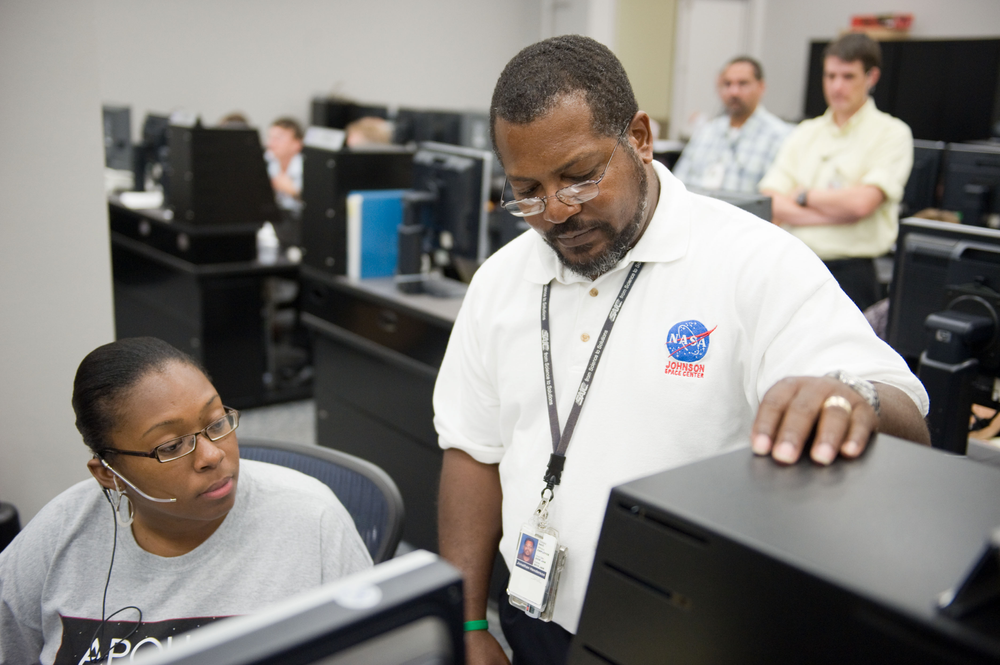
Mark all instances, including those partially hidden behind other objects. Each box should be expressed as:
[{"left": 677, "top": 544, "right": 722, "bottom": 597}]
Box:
[
  {"left": 499, "top": 121, "right": 632, "bottom": 218},
  {"left": 99, "top": 407, "right": 240, "bottom": 463}
]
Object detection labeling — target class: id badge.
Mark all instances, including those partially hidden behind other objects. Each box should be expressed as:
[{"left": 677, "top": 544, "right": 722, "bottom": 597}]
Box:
[
  {"left": 507, "top": 499, "right": 567, "bottom": 621},
  {"left": 700, "top": 162, "right": 726, "bottom": 190}
]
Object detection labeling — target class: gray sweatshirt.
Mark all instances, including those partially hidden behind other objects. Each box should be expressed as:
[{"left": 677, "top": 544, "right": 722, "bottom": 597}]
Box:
[{"left": 0, "top": 459, "right": 372, "bottom": 665}]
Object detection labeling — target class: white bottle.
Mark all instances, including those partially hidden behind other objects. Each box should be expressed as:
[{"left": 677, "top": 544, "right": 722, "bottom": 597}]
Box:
[{"left": 257, "top": 221, "right": 279, "bottom": 265}]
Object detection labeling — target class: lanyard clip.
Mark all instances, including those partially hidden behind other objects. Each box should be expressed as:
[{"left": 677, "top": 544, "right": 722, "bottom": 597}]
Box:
[{"left": 533, "top": 493, "right": 551, "bottom": 527}]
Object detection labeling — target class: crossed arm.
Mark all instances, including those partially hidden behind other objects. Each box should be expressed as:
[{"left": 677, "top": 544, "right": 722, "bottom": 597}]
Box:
[{"left": 763, "top": 185, "right": 886, "bottom": 227}]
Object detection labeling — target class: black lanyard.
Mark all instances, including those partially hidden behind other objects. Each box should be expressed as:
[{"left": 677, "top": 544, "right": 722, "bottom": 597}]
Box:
[{"left": 539, "top": 261, "right": 644, "bottom": 497}]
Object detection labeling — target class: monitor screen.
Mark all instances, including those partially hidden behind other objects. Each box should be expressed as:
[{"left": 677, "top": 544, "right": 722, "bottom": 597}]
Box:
[
  {"left": 134, "top": 550, "right": 464, "bottom": 665},
  {"left": 940, "top": 143, "right": 1000, "bottom": 227}
]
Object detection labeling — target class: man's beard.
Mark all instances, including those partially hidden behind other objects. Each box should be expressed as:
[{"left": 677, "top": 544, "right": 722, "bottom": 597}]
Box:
[{"left": 544, "top": 148, "right": 649, "bottom": 281}]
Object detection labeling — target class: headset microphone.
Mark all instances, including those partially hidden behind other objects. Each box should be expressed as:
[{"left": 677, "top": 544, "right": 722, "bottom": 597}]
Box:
[{"left": 100, "top": 459, "right": 178, "bottom": 503}]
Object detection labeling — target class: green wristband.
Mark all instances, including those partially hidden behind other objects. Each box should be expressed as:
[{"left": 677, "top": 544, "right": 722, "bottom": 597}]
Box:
[{"left": 464, "top": 619, "right": 489, "bottom": 632}]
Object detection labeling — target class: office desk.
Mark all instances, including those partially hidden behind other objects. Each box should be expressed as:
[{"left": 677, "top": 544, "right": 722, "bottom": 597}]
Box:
[
  {"left": 110, "top": 201, "right": 311, "bottom": 409},
  {"left": 300, "top": 266, "right": 460, "bottom": 552}
]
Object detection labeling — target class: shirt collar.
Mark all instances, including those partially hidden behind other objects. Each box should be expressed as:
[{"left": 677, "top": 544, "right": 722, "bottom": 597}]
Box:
[
  {"left": 821, "top": 97, "right": 875, "bottom": 132},
  {"left": 524, "top": 160, "right": 691, "bottom": 285}
]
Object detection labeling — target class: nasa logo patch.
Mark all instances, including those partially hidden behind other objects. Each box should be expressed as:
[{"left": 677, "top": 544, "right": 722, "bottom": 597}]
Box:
[{"left": 666, "top": 320, "right": 715, "bottom": 363}]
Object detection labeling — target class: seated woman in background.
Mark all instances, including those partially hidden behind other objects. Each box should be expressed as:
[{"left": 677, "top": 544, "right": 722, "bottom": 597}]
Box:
[{"left": 0, "top": 337, "right": 372, "bottom": 665}]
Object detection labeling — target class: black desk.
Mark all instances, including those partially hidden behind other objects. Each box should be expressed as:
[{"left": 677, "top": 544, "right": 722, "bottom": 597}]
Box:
[
  {"left": 300, "top": 266, "right": 460, "bottom": 552},
  {"left": 109, "top": 200, "right": 311, "bottom": 409}
]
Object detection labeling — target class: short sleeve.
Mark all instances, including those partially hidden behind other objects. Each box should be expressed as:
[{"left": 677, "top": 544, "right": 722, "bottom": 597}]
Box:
[
  {"left": 859, "top": 120, "right": 913, "bottom": 203},
  {"left": 433, "top": 279, "right": 506, "bottom": 465}
]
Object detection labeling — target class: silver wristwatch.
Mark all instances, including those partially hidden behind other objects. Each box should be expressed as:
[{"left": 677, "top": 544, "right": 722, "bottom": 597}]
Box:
[{"left": 825, "top": 370, "right": 880, "bottom": 416}]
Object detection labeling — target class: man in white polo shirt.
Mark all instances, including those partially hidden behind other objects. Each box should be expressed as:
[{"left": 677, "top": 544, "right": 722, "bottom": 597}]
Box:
[
  {"left": 435, "top": 35, "right": 929, "bottom": 665},
  {"left": 759, "top": 33, "right": 913, "bottom": 311}
]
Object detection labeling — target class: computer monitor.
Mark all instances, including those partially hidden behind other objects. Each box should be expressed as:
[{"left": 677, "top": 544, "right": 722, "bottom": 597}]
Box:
[
  {"left": 311, "top": 98, "right": 389, "bottom": 129},
  {"left": 395, "top": 143, "right": 493, "bottom": 292},
  {"left": 886, "top": 217, "right": 1000, "bottom": 451},
  {"left": 102, "top": 105, "right": 132, "bottom": 170},
  {"left": 940, "top": 143, "right": 1000, "bottom": 227},
  {"left": 393, "top": 110, "right": 464, "bottom": 146},
  {"left": 900, "top": 140, "right": 945, "bottom": 218},
  {"left": 132, "top": 113, "right": 171, "bottom": 192},
  {"left": 135, "top": 550, "right": 464, "bottom": 665}
]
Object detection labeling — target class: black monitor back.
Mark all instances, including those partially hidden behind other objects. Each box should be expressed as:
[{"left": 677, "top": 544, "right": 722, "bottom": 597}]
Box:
[
  {"left": 900, "top": 140, "right": 945, "bottom": 217},
  {"left": 887, "top": 218, "right": 1000, "bottom": 364},
  {"left": 394, "top": 109, "right": 463, "bottom": 146},
  {"left": 301, "top": 146, "right": 414, "bottom": 275},
  {"left": 165, "top": 125, "right": 278, "bottom": 225},
  {"left": 941, "top": 143, "right": 1000, "bottom": 227},
  {"left": 411, "top": 143, "right": 492, "bottom": 263},
  {"left": 137, "top": 551, "right": 464, "bottom": 665},
  {"left": 102, "top": 105, "right": 131, "bottom": 170},
  {"left": 311, "top": 97, "right": 389, "bottom": 129},
  {"left": 571, "top": 436, "right": 1000, "bottom": 665}
]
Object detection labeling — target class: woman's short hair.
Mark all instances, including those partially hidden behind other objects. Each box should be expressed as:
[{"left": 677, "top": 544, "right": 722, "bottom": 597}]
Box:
[{"left": 72, "top": 337, "right": 204, "bottom": 455}]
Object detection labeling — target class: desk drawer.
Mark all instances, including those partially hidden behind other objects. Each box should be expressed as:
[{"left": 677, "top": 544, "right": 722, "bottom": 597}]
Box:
[{"left": 302, "top": 277, "right": 451, "bottom": 369}]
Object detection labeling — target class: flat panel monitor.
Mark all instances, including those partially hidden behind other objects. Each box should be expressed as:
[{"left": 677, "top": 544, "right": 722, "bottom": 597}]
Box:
[
  {"left": 409, "top": 142, "right": 493, "bottom": 263},
  {"left": 311, "top": 98, "right": 389, "bottom": 129},
  {"left": 103, "top": 105, "right": 132, "bottom": 170},
  {"left": 571, "top": 436, "right": 1000, "bottom": 664},
  {"left": 940, "top": 143, "right": 1000, "bottom": 227},
  {"left": 393, "top": 110, "right": 463, "bottom": 146},
  {"left": 900, "top": 140, "right": 945, "bottom": 218},
  {"left": 135, "top": 550, "right": 464, "bottom": 665},
  {"left": 886, "top": 217, "right": 1000, "bottom": 450},
  {"left": 133, "top": 113, "right": 171, "bottom": 192}
]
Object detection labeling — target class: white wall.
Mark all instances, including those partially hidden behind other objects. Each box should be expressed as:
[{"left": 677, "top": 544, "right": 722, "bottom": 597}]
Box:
[
  {"left": 95, "top": 0, "right": 541, "bottom": 135},
  {"left": 0, "top": 1, "right": 116, "bottom": 522},
  {"left": 758, "top": 0, "right": 1000, "bottom": 121}
]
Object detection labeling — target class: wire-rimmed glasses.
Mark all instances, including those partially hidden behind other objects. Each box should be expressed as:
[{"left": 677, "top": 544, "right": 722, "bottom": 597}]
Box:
[{"left": 499, "top": 121, "right": 632, "bottom": 218}]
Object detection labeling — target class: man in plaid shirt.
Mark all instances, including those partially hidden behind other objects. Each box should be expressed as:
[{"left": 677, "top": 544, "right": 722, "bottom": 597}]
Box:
[{"left": 673, "top": 56, "right": 792, "bottom": 194}]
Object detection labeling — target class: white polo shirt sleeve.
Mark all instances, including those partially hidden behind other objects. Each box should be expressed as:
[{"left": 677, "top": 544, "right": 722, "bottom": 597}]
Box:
[{"left": 433, "top": 274, "right": 506, "bottom": 464}]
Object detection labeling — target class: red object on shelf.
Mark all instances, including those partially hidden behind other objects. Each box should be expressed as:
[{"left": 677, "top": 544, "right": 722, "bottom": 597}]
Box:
[{"left": 850, "top": 13, "right": 913, "bottom": 32}]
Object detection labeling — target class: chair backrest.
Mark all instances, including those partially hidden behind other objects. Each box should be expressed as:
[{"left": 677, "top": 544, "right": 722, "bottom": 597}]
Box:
[{"left": 238, "top": 438, "right": 404, "bottom": 563}]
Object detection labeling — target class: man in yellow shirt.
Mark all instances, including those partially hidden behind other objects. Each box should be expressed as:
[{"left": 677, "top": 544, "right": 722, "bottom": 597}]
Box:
[{"left": 759, "top": 33, "right": 913, "bottom": 311}]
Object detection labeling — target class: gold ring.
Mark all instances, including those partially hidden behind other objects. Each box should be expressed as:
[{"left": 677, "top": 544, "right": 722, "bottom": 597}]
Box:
[{"left": 823, "top": 395, "right": 853, "bottom": 417}]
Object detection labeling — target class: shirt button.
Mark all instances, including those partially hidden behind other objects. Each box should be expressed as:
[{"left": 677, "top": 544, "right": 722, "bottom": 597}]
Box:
[
  {"left": 589, "top": 288, "right": 599, "bottom": 297},
  {"left": 581, "top": 333, "right": 590, "bottom": 342}
]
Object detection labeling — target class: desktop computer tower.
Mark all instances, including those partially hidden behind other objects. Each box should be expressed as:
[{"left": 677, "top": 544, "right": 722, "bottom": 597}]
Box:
[
  {"left": 300, "top": 146, "right": 413, "bottom": 275},
  {"left": 571, "top": 435, "right": 1000, "bottom": 664},
  {"left": 166, "top": 125, "right": 278, "bottom": 225}
]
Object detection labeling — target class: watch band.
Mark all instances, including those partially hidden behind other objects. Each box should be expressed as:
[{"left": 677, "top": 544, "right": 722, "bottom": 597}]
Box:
[
  {"left": 825, "top": 370, "right": 880, "bottom": 416},
  {"left": 796, "top": 189, "right": 808, "bottom": 207}
]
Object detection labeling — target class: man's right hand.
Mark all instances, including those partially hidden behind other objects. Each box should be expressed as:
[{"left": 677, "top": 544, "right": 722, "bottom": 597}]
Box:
[{"left": 466, "top": 630, "right": 511, "bottom": 665}]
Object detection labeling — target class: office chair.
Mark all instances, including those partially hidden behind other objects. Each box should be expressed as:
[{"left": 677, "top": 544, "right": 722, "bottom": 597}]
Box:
[{"left": 238, "top": 438, "right": 404, "bottom": 563}]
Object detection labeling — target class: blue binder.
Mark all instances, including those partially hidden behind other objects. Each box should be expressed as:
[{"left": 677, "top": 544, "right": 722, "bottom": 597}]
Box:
[{"left": 346, "top": 189, "right": 407, "bottom": 279}]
